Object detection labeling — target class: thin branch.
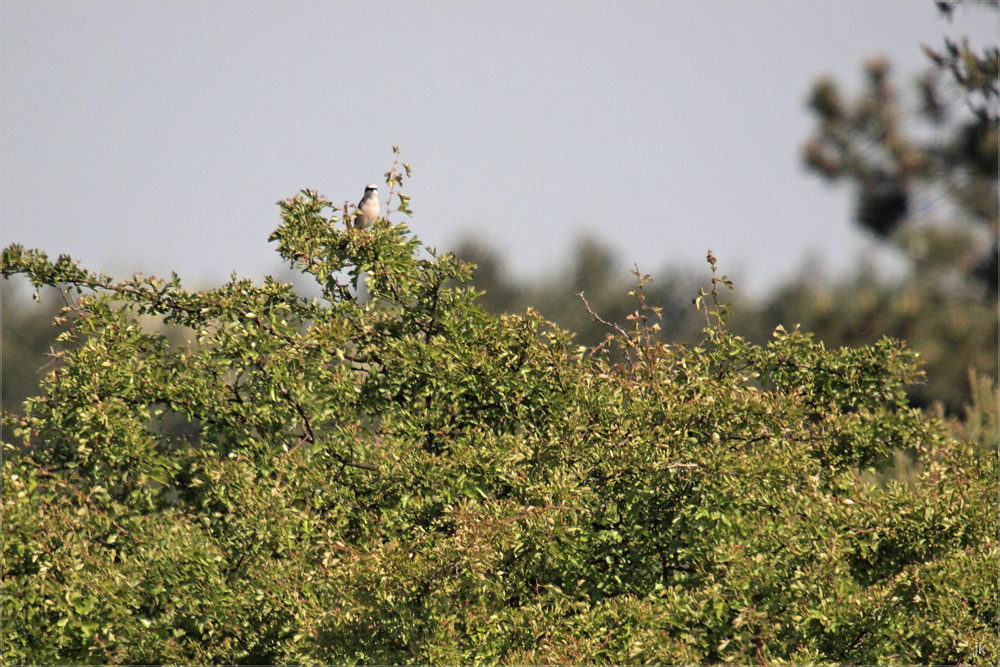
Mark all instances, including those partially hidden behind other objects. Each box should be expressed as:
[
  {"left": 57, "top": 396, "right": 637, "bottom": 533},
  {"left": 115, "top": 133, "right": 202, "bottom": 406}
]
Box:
[
  {"left": 577, "top": 291, "right": 635, "bottom": 367},
  {"left": 340, "top": 459, "right": 379, "bottom": 471},
  {"left": 577, "top": 291, "right": 629, "bottom": 339}
]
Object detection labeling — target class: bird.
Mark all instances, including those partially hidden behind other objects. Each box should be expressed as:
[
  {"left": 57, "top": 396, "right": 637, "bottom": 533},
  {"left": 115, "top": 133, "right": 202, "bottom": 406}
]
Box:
[{"left": 354, "top": 184, "right": 380, "bottom": 229}]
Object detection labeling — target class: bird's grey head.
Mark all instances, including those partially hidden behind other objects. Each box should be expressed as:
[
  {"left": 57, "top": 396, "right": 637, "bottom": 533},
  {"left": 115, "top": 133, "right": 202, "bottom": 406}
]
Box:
[{"left": 364, "top": 184, "right": 378, "bottom": 193}]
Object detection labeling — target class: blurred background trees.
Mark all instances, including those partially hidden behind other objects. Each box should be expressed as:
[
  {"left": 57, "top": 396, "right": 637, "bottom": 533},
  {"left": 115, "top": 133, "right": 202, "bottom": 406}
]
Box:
[
  {"left": 803, "top": 0, "right": 997, "bottom": 294},
  {"left": 753, "top": 0, "right": 997, "bottom": 414},
  {"left": 451, "top": 0, "right": 997, "bottom": 415},
  {"left": 2, "top": 284, "right": 65, "bottom": 416}
]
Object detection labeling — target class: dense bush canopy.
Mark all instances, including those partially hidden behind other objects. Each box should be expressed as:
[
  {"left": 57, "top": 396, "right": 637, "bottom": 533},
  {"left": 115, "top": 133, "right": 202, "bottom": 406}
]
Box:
[{"left": 2, "top": 188, "right": 996, "bottom": 664}]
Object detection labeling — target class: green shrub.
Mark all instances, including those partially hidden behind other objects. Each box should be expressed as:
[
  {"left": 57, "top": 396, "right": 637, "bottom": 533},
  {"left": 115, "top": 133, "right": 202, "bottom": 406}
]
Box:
[{"left": 2, "top": 179, "right": 995, "bottom": 663}]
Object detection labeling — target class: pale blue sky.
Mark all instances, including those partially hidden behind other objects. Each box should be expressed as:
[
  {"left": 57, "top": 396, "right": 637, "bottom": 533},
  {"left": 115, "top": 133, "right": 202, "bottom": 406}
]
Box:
[{"left": 2, "top": 2, "right": 995, "bottom": 296}]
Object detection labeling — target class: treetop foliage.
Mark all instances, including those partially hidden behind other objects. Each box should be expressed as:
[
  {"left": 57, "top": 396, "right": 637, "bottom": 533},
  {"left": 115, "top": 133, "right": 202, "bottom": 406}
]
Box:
[{"left": 2, "top": 153, "right": 996, "bottom": 663}]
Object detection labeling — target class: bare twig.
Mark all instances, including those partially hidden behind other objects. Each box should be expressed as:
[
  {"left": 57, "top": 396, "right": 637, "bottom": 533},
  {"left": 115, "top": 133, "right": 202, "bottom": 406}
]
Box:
[
  {"left": 577, "top": 291, "right": 629, "bottom": 339},
  {"left": 577, "top": 291, "right": 634, "bottom": 367}
]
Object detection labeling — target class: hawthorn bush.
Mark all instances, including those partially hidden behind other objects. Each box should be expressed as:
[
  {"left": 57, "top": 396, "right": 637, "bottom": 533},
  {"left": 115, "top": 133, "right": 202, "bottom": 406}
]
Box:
[{"left": 2, "top": 178, "right": 996, "bottom": 663}]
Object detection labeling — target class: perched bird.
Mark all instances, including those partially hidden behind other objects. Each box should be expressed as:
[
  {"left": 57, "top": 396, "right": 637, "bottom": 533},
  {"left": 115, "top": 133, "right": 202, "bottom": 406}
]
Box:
[{"left": 354, "top": 184, "right": 380, "bottom": 229}]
